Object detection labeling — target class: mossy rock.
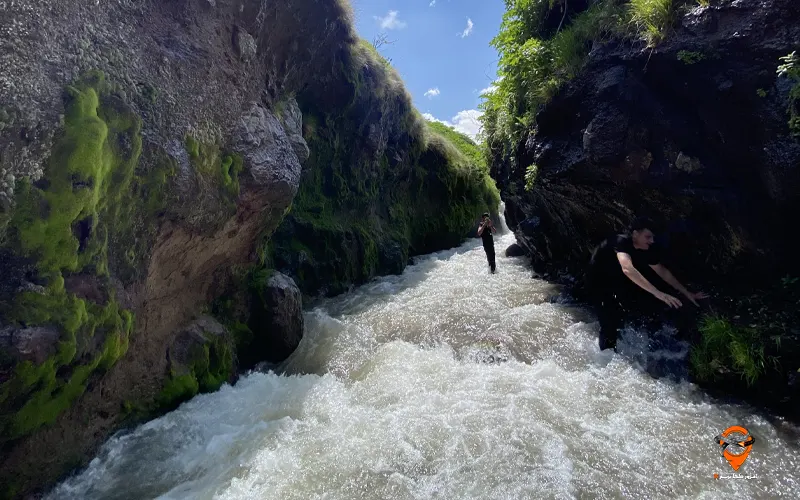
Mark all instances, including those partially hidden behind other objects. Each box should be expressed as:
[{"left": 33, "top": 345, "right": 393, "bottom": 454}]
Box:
[
  {"left": 0, "top": 71, "right": 171, "bottom": 443},
  {"left": 156, "top": 316, "right": 235, "bottom": 412}
]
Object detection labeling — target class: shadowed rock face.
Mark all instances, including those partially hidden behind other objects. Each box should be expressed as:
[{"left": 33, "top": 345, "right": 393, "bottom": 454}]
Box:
[
  {"left": 0, "top": 0, "right": 333, "bottom": 494},
  {"left": 496, "top": 0, "right": 800, "bottom": 291}
]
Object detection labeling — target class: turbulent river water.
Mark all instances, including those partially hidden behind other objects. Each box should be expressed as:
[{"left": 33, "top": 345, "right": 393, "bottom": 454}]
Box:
[{"left": 47, "top": 214, "right": 800, "bottom": 500}]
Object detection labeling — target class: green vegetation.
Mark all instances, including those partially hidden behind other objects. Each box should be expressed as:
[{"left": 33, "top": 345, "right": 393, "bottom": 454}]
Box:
[
  {"left": 690, "top": 315, "right": 770, "bottom": 387},
  {"left": 10, "top": 74, "right": 142, "bottom": 276},
  {"left": 690, "top": 276, "right": 800, "bottom": 388},
  {"left": 0, "top": 73, "right": 147, "bottom": 442},
  {"left": 524, "top": 164, "right": 539, "bottom": 191},
  {"left": 629, "top": 0, "right": 677, "bottom": 47},
  {"left": 426, "top": 121, "right": 487, "bottom": 170},
  {"left": 265, "top": 37, "right": 499, "bottom": 297},
  {"left": 677, "top": 50, "right": 704, "bottom": 64},
  {"left": 777, "top": 51, "right": 800, "bottom": 136},
  {"left": 0, "top": 71, "right": 175, "bottom": 442},
  {"left": 155, "top": 332, "right": 234, "bottom": 411},
  {"left": 757, "top": 88, "right": 768, "bottom": 98},
  {"left": 481, "top": 0, "right": 697, "bottom": 191},
  {"left": 185, "top": 135, "right": 244, "bottom": 201}
]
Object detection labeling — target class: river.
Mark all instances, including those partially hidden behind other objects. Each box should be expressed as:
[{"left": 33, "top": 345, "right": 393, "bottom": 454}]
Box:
[{"left": 46, "top": 213, "right": 799, "bottom": 499}]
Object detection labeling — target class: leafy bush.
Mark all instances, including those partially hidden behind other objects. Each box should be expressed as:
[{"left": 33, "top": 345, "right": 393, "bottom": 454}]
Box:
[{"left": 777, "top": 51, "right": 800, "bottom": 136}]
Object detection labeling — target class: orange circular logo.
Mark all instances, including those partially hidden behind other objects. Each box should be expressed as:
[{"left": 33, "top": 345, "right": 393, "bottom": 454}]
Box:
[{"left": 714, "top": 426, "right": 755, "bottom": 471}]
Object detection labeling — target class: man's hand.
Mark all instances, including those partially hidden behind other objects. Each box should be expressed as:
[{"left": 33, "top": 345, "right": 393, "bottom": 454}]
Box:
[
  {"left": 654, "top": 291, "right": 683, "bottom": 309},
  {"left": 683, "top": 291, "right": 709, "bottom": 307}
]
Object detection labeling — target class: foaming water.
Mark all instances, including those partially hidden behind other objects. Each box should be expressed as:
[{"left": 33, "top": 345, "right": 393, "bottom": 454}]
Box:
[{"left": 47, "top": 213, "right": 800, "bottom": 500}]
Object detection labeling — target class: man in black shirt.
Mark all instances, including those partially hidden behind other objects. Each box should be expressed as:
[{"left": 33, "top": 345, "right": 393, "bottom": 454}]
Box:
[
  {"left": 586, "top": 216, "right": 708, "bottom": 352},
  {"left": 478, "top": 212, "right": 496, "bottom": 273}
]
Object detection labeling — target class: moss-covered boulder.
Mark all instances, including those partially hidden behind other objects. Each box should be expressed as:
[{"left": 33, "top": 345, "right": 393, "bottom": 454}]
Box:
[{"left": 157, "top": 316, "right": 235, "bottom": 412}]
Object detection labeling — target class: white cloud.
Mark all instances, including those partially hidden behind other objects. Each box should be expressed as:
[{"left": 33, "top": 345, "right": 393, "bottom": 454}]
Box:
[
  {"left": 423, "top": 109, "right": 484, "bottom": 141},
  {"left": 430, "top": 0, "right": 436, "bottom": 5},
  {"left": 479, "top": 77, "right": 504, "bottom": 96},
  {"left": 424, "top": 87, "right": 441, "bottom": 98},
  {"left": 461, "top": 18, "right": 474, "bottom": 38},
  {"left": 375, "top": 10, "right": 406, "bottom": 30}
]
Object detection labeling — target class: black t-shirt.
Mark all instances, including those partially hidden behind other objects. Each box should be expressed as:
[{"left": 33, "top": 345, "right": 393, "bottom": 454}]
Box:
[
  {"left": 588, "top": 233, "right": 661, "bottom": 287},
  {"left": 480, "top": 223, "right": 494, "bottom": 244}
]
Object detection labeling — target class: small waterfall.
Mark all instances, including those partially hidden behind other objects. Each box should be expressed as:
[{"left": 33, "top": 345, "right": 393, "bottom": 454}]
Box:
[{"left": 496, "top": 199, "right": 511, "bottom": 235}]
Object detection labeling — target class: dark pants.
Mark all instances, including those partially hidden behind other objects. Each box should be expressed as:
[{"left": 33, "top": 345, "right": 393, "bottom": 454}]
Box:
[
  {"left": 588, "top": 274, "right": 696, "bottom": 352},
  {"left": 483, "top": 239, "right": 496, "bottom": 272}
]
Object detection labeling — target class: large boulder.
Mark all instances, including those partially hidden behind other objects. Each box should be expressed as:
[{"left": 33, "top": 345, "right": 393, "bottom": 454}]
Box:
[
  {"left": 505, "top": 243, "right": 526, "bottom": 258},
  {"left": 247, "top": 271, "right": 304, "bottom": 366},
  {"left": 158, "top": 316, "right": 235, "bottom": 410}
]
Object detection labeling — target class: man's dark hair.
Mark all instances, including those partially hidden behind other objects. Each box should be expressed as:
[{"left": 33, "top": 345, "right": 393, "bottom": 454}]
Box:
[{"left": 629, "top": 216, "right": 656, "bottom": 233}]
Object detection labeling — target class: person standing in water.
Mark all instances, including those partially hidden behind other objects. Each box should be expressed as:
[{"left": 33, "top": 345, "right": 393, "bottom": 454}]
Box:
[
  {"left": 586, "top": 216, "right": 708, "bottom": 352},
  {"left": 477, "top": 212, "right": 497, "bottom": 273}
]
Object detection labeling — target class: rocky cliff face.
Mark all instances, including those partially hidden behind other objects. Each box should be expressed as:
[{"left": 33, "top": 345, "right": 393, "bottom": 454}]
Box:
[
  {"left": 493, "top": 0, "right": 800, "bottom": 286},
  {"left": 497, "top": 0, "right": 800, "bottom": 287},
  {"left": 0, "top": 0, "right": 498, "bottom": 497},
  {"left": 488, "top": 0, "right": 800, "bottom": 418}
]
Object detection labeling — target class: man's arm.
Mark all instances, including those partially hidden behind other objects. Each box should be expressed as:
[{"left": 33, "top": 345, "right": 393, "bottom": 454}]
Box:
[
  {"left": 650, "top": 263, "right": 690, "bottom": 297},
  {"left": 616, "top": 252, "right": 682, "bottom": 308},
  {"left": 650, "top": 263, "right": 708, "bottom": 306},
  {"left": 477, "top": 223, "right": 485, "bottom": 236}
]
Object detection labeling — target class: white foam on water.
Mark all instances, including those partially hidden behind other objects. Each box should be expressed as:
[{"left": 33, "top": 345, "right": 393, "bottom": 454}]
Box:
[{"left": 46, "top": 208, "right": 800, "bottom": 500}]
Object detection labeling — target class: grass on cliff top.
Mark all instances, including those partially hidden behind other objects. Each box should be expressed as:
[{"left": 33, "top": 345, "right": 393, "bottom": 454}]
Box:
[{"left": 425, "top": 121, "right": 488, "bottom": 173}]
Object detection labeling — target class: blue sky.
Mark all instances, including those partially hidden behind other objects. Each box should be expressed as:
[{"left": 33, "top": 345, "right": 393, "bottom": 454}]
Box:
[{"left": 351, "top": 0, "right": 506, "bottom": 141}]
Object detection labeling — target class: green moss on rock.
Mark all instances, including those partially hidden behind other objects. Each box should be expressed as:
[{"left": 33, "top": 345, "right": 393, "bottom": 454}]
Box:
[
  {"left": 265, "top": 39, "right": 499, "bottom": 298},
  {"left": 185, "top": 135, "right": 244, "bottom": 203},
  {"left": 0, "top": 71, "right": 158, "bottom": 442},
  {"left": 11, "top": 72, "right": 142, "bottom": 276},
  {"left": 0, "top": 277, "right": 132, "bottom": 442},
  {"left": 155, "top": 332, "right": 234, "bottom": 412}
]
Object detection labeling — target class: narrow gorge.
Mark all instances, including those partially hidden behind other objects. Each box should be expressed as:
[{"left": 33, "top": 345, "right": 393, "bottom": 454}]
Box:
[
  {"left": 2, "top": 0, "right": 799, "bottom": 498},
  {"left": 0, "top": 0, "right": 498, "bottom": 496}
]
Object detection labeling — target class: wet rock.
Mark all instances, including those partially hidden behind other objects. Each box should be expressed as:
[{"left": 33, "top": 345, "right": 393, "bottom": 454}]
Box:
[
  {"left": 674, "top": 152, "right": 703, "bottom": 173},
  {"left": 505, "top": 243, "right": 526, "bottom": 257},
  {"left": 167, "top": 316, "right": 232, "bottom": 378},
  {"left": 0, "top": 325, "right": 60, "bottom": 365},
  {"left": 64, "top": 273, "right": 108, "bottom": 305},
  {"left": 582, "top": 106, "right": 629, "bottom": 164},
  {"left": 248, "top": 271, "right": 303, "bottom": 365},
  {"left": 378, "top": 239, "right": 407, "bottom": 275}
]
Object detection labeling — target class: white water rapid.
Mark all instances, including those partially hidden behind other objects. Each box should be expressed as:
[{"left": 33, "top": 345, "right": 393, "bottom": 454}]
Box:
[{"left": 46, "top": 209, "right": 800, "bottom": 500}]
